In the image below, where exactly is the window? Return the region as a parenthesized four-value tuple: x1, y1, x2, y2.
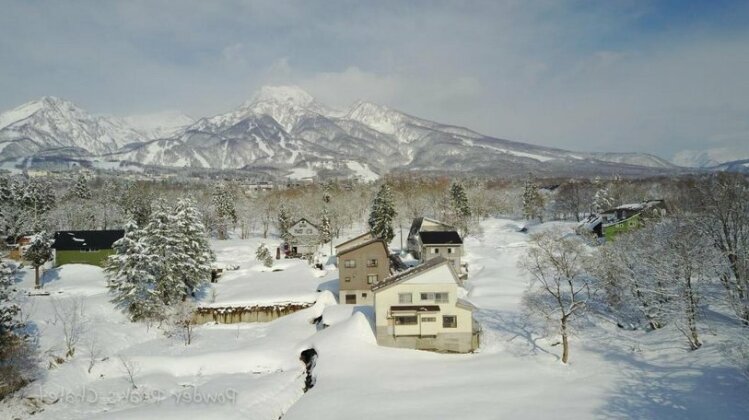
(366, 258, 378, 267)
(295, 229, 303, 234)
(307, 229, 313, 234)
(420, 292, 448, 302)
(395, 316, 418, 325)
(447, 248, 453, 254)
(362, 293, 367, 298)
(398, 293, 412, 304)
(344, 260, 356, 268)
(367, 274, 378, 284)
(345, 294, 356, 304)
(433, 248, 440, 254)
(421, 316, 436, 322)
(344, 277, 351, 283)
(443, 315, 457, 328)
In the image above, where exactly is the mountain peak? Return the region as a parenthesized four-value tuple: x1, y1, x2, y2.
(249, 85, 316, 107)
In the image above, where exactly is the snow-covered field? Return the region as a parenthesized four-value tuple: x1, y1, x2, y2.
(2, 219, 748, 419)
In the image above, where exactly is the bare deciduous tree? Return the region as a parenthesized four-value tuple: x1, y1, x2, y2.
(51, 296, 87, 358)
(520, 229, 594, 364)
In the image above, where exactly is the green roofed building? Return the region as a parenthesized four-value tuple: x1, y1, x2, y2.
(52, 230, 125, 267)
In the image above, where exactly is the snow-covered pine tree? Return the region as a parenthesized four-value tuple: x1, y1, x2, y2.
(522, 178, 545, 222)
(140, 202, 185, 306)
(105, 220, 163, 321)
(0, 261, 21, 353)
(73, 174, 92, 200)
(319, 208, 332, 254)
(450, 182, 472, 236)
(25, 231, 53, 289)
(255, 243, 274, 268)
(212, 183, 237, 240)
(368, 183, 397, 244)
(171, 198, 214, 297)
(592, 177, 613, 213)
(278, 204, 293, 240)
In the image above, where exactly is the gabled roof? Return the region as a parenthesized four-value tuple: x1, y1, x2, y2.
(408, 217, 455, 238)
(419, 230, 463, 245)
(52, 230, 124, 251)
(372, 256, 456, 292)
(290, 218, 319, 230)
(336, 238, 388, 257)
(335, 231, 374, 251)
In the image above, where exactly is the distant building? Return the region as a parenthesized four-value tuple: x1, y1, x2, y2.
(52, 230, 124, 267)
(336, 236, 390, 305)
(407, 217, 463, 272)
(286, 218, 320, 256)
(372, 257, 479, 353)
(578, 200, 667, 240)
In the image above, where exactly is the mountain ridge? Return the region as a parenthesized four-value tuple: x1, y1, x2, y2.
(0, 87, 681, 179)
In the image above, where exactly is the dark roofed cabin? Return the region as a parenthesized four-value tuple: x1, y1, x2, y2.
(52, 230, 125, 267)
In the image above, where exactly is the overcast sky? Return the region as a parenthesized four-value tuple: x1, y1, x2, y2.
(1, 0, 748, 159)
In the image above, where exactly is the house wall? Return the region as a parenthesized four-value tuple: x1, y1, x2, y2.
(288, 220, 320, 255)
(338, 241, 389, 305)
(422, 245, 462, 271)
(55, 249, 113, 267)
(603, 214, 642, 240)
(373, 268, 476, 352)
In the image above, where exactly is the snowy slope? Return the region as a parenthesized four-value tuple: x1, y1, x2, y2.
(673, 145, 749, 168)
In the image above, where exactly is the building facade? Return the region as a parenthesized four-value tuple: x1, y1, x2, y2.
(337, 238, 390, 305)
(286, 218, 320, 256)
(372, 257, 479, 353)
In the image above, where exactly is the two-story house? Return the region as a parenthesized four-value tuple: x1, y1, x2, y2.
(286, 218, 320, 256)
(407, 217, 463, 272)
(336, 236, 390, 305)
(372, 256, 479, 353)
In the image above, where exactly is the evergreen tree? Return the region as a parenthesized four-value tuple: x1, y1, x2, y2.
(212, 183, 237, 240)
(171, 198, 214, 297)
(592, 177, 613, 213)
(25, 231, 53, 289)
(319, 208, 332, 254)
(255, 243, 274, 268)
(368, 183, 397, 244)
(0, 261, 21, 348)
(105, 221, 163, 320)
(522, 178, 545, 222)
(141, 202, 184, 306)
(73, 174, 92, 200)
(450, 182, 472, 219)
(278, 204, 293, 240)
(450, 182, 472, 235)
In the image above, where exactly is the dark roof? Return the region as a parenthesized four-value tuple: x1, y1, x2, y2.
(390, 305, 440, 312)
(419, 230, 463, 245)
(372, 256, 452, 291)
(52, 230, 124, 251)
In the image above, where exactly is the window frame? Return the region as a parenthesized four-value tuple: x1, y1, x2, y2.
(398, 293, 413, 304)
(442, 315, 457, 328)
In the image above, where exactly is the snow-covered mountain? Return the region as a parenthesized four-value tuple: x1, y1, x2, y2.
(0, 87, 681, 178)
(0, 97, 145, 159)
(672, 145, 749, 168)
(122, 111, 194, 140)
